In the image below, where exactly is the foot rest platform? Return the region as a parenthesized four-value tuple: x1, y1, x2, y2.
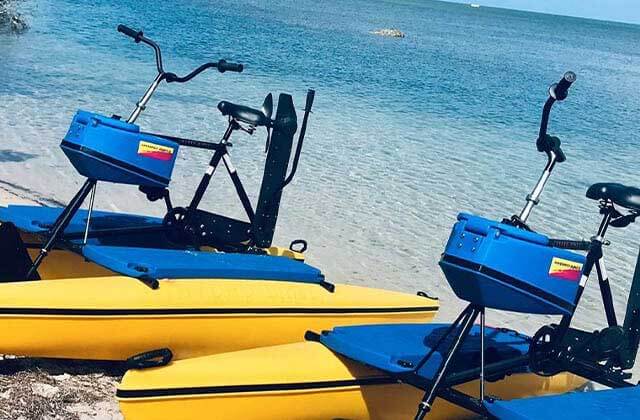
(82, 245, 325, 283)
(0, 205, 162, 234)
(485, 385, 640, 420)
(318, 324, 530, 383)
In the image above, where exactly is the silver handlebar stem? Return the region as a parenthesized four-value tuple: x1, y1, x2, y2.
(518, 150, 558, 223)
(127, 72, 164, 124)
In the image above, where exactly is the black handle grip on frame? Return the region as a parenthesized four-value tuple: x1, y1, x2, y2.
(117, 24, 143, 43)
(217, 59, 244, 73)
(552, 71, 576, 101)
(282, 89, 315, 188)
(548, 238, 591, 251)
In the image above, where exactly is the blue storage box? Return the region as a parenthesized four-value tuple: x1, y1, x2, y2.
(439, 213, 585, 315)
(60, 110, 179, 188)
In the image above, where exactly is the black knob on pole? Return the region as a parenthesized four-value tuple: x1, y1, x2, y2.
(551, 71, 576, 101)
(117, 24, 144, 43)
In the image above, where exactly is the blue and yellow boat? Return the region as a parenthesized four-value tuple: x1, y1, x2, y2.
(0, 27, 438, 363)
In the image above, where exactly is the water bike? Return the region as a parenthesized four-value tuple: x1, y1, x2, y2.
(0, 25, 438, 362)
(117, 73, 614, 419)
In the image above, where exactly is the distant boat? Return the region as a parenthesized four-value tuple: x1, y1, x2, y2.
(470, 3, 481, 8)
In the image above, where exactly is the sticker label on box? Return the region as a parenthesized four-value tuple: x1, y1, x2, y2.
(138, 141, 175, 161)
(549, 257, 583, 281)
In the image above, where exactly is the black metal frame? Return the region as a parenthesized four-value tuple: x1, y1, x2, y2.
(19, 25, 318, 281)
(526, 201, 640, 388)
(19, 122, 242, 276)
(176, 118, 258, 226)
(152, 90, 315, 252)
(25, 178, 97, 278)
(22, 88, 316, 279)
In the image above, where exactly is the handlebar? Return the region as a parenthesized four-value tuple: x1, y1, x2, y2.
(116, 24, 243, 83)
(117, 25, 164, 73)
(536, 71, 576, 158)
(116, 24, 244, 123)
(117, 25, 143, 42)
(551, 71, 577, 102)
(218, 59, 244, 73)
(514, 72, 577, 225)
(164, 60, 243, 83)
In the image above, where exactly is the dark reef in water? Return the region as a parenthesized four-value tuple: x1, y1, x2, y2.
(0, 0, 29, 34)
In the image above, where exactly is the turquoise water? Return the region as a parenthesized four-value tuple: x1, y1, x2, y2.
(1, 0, 640, 332)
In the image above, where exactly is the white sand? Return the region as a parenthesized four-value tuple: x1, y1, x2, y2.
(0, 185, 122, 420)
(0, 185, 38, 205)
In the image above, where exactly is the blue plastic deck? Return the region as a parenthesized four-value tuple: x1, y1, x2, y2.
(0, 205, 161, 234)
(82, 245, 324, 283)
(320, 323, 530, 380)
(485, 386, 640, 420)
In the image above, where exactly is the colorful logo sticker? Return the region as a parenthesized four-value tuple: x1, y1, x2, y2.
(549, 257, 583, 281)
(137, 141, 175, 161)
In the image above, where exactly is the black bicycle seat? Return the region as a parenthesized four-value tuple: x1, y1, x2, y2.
(217, 94, 273, 127)
(587, 183, 640, 212)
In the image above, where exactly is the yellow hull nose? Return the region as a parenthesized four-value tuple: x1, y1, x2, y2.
(117, 341, 586, 420)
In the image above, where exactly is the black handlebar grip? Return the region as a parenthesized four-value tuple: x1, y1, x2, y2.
(548, 239, 591, 251)
(117, 24, 143, 43)
(552, 71, 576, 101)
(217, 59, 244, 73)
(174, 137, 219, 150)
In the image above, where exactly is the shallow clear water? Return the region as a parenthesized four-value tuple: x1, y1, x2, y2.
(1, 0, 640, 344)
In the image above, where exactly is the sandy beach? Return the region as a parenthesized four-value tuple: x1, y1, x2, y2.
(0, 185, 122, 420)
(0, 185, 37, 205)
